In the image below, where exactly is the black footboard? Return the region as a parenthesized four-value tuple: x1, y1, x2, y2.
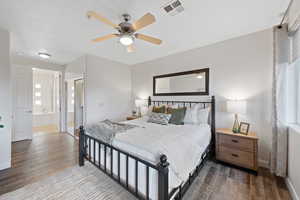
(79, 126, 212, 200)
(79, 126, 169, 200)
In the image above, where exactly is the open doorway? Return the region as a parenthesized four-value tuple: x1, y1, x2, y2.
(65, 76, 84, 139)
(32, 68, 60, 134)
(12, 66, 62, 142)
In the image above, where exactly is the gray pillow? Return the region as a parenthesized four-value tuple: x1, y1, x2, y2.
(169, 107, 187, 125)
(147, 113, 171, 125)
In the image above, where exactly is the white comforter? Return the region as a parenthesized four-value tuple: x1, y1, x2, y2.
(113, 117, 211, 188)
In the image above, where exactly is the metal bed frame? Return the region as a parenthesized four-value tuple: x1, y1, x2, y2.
(79, 96, 216, 200)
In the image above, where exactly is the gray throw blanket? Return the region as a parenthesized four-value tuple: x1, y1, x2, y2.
(86, 119, 138, 145)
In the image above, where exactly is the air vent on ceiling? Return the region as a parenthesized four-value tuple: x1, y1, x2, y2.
(162, 0, 184, 16)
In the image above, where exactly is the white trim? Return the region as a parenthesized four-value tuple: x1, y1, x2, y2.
(12, 135, 32, 142)
(0, 160, 11, 170)
(286, 177, 300, 200)
(289, 124, 300, 133)
(258, 159, 269, 168)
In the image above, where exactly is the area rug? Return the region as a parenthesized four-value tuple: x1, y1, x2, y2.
(0, 161, 229, 200)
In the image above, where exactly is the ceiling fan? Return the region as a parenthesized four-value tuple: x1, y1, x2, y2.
(87, 11, 162, 52)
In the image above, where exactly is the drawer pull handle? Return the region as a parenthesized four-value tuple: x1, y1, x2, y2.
(232, 139, 239, 143)
(231, 154, 239, 157)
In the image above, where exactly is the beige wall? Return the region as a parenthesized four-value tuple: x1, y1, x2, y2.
(131, 29, 273, 166)
(85, 55, 132, 123)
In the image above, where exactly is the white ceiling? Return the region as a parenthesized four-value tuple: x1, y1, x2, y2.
(0, 0, 289, 65)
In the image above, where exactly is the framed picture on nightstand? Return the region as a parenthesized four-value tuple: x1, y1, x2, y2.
(239, 122, 250, 135)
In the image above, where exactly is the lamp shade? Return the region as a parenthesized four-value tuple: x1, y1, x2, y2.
(135, 99, 145, 107)
(227, 100, 246, 114)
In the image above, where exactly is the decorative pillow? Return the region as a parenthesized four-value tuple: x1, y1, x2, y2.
(169, 107, 187, 125)
(147, 113, 171, 125)
(152, 105, 166, 113)
(166, 104, 179, 114)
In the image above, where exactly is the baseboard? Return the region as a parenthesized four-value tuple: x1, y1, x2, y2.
(0, 160, 11, 171)
(258, 159, 269, 169)
(286, 177, 300, 200)
(12, 134, 32, 142)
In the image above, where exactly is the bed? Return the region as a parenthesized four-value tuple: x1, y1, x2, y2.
(79, 96, 216, 200)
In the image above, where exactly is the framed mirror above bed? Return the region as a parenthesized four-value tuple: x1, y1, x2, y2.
(153, 68, 209, 96)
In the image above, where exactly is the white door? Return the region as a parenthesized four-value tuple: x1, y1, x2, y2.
(12, 66, 33, 141)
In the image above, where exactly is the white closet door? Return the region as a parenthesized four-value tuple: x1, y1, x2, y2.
(12, 66, 33, 141)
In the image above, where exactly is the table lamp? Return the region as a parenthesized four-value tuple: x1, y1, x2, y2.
(227, 100, 246, 133)
(135, 99, 145, 117)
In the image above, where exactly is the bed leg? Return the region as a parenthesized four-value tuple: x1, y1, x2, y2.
(158, 154, 169, 200)
(79, 126, 85, 167)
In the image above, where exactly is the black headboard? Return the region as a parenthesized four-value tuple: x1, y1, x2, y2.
(147, 96, 216, 155)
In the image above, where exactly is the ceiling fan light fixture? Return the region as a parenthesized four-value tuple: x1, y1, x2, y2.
(119, 35, 134, 46)
(38, 52, 51, 59)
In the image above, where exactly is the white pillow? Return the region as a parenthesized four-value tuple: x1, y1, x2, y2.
(184, 104, 198, 124)
(196, 107, 210, 124)
(184, 104, 210, 124)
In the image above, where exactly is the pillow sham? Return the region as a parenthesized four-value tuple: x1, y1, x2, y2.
(147, 113, 171, 125)
(196, 107, 210, 124)
(152, 105, 166, 113)
(184, 105, 210, 124)
(184, 104, 198, 124)
(169, 107, 187, 125)
(166, 104, 179, 114)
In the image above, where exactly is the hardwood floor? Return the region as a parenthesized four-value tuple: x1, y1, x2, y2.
(32, 124, 59, 133)
(0, 131, 78, 195)
(0, 132, 291, 199)
(200, 162, 292, 200)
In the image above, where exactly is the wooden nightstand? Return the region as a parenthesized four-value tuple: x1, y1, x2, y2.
(216, 128, 258, 173)
(126, 116, 140, 121)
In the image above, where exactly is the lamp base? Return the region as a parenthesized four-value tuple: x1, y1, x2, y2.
(232, 114, 240, 133)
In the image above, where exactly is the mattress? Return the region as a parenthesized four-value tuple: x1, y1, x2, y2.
(86, 117, 211, 200)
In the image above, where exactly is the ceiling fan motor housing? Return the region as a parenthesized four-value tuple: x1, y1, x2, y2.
(122, 14, 131, 22)
(118, 22, 135, 34)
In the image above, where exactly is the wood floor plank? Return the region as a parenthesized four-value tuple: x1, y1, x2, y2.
(0, 132, 78, 195)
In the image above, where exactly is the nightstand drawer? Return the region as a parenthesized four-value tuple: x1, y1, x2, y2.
(218, 134, 254, 152)
(217, 146, 254, 169)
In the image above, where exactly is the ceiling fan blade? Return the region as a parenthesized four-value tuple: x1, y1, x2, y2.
(92, 34, 119, 42)
(127, 45, 134, 53)
(87, 11, 119, 29)
(132, 13, 156, 31)
(135, 33, 162, 45)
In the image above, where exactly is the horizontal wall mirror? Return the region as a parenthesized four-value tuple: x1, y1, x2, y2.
(153, 68, 209, 96)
